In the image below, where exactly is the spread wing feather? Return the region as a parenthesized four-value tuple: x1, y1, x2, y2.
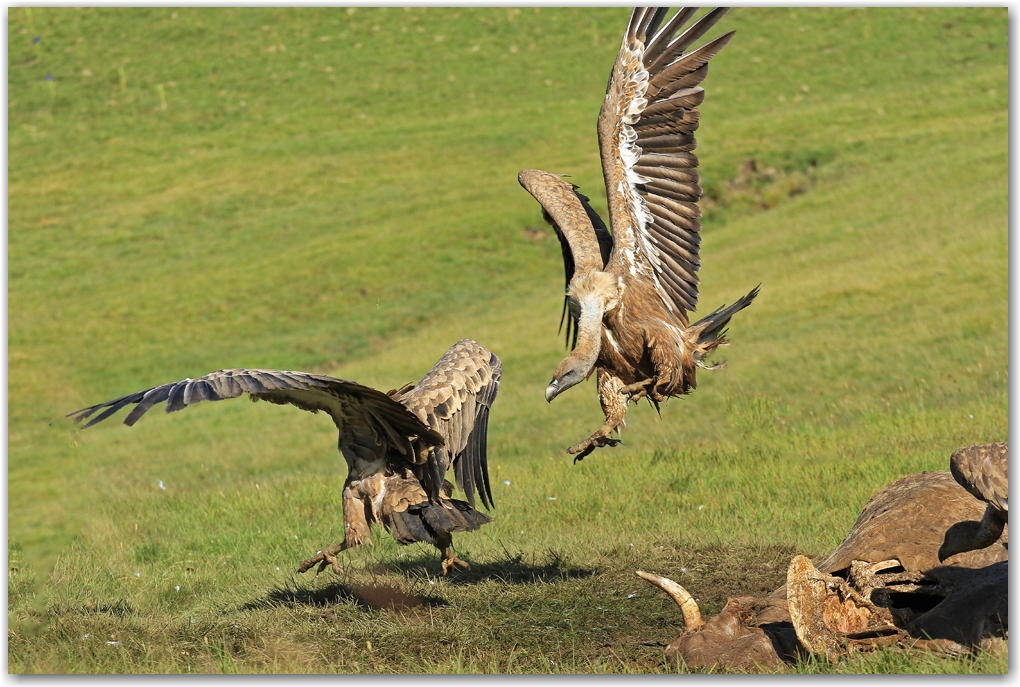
(600, 7, 734, 318)
(518, 170, 613, 349)
(67, 368, 442, 449)
(397, 339, 502, 510)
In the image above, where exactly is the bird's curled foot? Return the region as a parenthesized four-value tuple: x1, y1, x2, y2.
(297, 541, 348, 575)
(568, 433, 622, 463)
(441, 549, 470, 576)
(618, 377, 659, 404)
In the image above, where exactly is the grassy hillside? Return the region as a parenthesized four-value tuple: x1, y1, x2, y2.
(8, 7, 1007, 673)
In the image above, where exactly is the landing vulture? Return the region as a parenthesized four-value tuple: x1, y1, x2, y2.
(938, 441, 1008, 562)
(68, 339, 501, 576)
(519, 7, 758, 459)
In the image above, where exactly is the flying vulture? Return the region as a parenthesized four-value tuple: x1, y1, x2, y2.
(68, 339, 501, 576)
(938, 441, 1009, 562)
(519, 7, 758, 460)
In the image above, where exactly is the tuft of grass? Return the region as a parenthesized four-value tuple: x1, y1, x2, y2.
(8, 7, 1006, 673)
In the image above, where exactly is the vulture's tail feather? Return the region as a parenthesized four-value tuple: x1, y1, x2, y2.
(689, 284, 759, 352)
(389, 500, 493, 547)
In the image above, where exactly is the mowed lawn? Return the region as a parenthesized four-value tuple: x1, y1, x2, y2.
(8, 7, 1007, 673)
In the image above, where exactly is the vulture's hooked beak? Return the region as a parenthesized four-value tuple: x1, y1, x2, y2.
(545, 379, 561, 403)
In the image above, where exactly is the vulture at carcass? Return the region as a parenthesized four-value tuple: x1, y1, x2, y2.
(938, 442, 1008, 562)
(638, 469, 1011, 670)
(519, 7, 758, 460)
(68, 339, 501, 576)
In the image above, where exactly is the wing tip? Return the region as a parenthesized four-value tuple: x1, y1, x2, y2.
(519, 169, 570, 195)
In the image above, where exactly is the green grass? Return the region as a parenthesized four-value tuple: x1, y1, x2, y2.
(8, 7, 1007, 673)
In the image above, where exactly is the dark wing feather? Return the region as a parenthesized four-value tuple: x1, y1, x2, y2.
(518, 170, 613, 349)
(396, 340, 502, 510)
(465, 350, 501, 509)
(68, 368, 442, 448)
(600, 8, 734, 317)
(950, 442, 1008, 512)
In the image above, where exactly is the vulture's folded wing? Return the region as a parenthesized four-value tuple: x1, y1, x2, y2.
(599, 7, 733, 318)
(67, 368, 443, 451)
(518, 170, 613, 349)
(396, 340, 502, 510)
(950, 442, 1009, 513)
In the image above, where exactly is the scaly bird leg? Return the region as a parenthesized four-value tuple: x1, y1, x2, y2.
(436, 532, 470, 576)
(297, 540, 351, 575)
(568, 369, 628, 462)
(568, 431, 622, 463)
(297, 479, 372, 575)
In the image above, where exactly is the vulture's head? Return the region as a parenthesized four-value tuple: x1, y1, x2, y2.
(546, 356, 591, 402)
(546, 272, 620, 403)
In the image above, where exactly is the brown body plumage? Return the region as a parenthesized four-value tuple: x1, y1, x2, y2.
(520, 8, 758, 459)
(69, 339, 501, 576)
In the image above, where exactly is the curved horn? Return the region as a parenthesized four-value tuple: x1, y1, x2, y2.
(636, 570, 704, 630)
(518, 169, 606, 275)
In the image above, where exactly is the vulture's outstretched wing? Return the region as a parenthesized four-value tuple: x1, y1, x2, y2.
(599, 7, 733, 318)
(67, 368, 443, 454)
(396, 339, 502, 510)
(518, 170, 613, 349)
(950, 442, 1008, 512)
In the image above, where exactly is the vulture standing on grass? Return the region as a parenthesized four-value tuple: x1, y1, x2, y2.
(520, 7, 758, 460)
(69, 339, 501, 576)
(938, 441, 1008, 562)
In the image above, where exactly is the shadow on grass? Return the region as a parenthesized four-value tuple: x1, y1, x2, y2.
(239, 581, 448, 613)
(385, 549, 598, 586)
(236, 547, 595, 616)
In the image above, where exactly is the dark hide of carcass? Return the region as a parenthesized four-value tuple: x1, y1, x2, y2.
(639, 470, 1008, 671)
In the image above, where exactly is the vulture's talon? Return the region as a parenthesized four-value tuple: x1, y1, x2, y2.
(568, 433, 622, 461)
(441, 552, 470, 576)
(618, 378, 655, 402)
(572, 444, 597, 464)
(297, 542, 346, 575)
(626, 388, 648, 404)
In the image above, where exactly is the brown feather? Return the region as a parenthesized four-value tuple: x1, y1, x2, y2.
(638, 132, 698, 152)
(646, 8, 732, 75)
(645, 65, 711, 110)
(638, 151, 699, 169)
(643, 8, 699, 64)
(635, 165, 700, 186)
(949, 442, 1008, 512)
